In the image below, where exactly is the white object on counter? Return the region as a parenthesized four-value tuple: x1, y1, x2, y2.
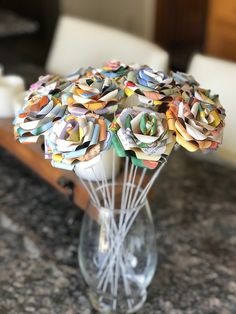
(0, 75, 25, 118)
(13, 91, 27, 116)
(1, 75, 25, 95)
(0, 86, 14, 118)
(74, 149, 121, 182)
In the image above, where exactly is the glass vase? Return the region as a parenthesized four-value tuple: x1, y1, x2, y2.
(78, 183, 157, 313)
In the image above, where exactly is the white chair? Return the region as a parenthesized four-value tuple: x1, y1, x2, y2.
(188, 54, 236, 164)
(46, 15, 169, 75)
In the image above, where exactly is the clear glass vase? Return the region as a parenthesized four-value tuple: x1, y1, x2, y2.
(79, 183, 157, 313)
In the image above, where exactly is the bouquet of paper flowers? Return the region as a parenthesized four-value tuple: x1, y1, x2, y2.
(13, 60, 226, 313)
(14, 60, 225, 170)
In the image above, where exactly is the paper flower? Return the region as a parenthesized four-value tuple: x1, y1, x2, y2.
(14, 94, 66, 143)
(124, 67, 178, 108)
(172, 71, 199, 87)
(28, 68, 94, 98)
(110, 107, 175, 169)
(62, 75, 124, 115)
(29, 74, 57, 92)
(45, 113, 112, 170)
(166, 88, 226, 152)
(13, 61, 227, 173)
(28, 74, 71, 97)
(65, 67, 94, 82)
(100, 60, 129, 79)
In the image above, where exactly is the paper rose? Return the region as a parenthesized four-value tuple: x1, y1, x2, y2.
(14, 94, 66, 143)
(13, 61, 226, 174)
(65, 66, 94, 82)
(28, 67, 95, 98)
(99, 60, 129, 79)
(45, 113, 112, 170)
(29, 74, 59, 92)
(62, 75, 124, 115)
(124, 67, 178, 108)
(110, 107, 175, 169)
(166, 88, 226, 152)
(28, 74, 71, 98)
(172, 71, 199, 87)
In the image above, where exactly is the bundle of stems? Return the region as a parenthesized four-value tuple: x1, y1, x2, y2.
(78, 150, 166, 311)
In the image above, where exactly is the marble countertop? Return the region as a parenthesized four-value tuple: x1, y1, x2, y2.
(0, 147, 235, 314)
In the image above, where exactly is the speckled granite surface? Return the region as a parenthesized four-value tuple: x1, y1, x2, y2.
(0, 147, 236, 314)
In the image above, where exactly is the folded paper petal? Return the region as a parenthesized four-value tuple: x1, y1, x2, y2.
(14, 94, 66, 143)
(64, 74, 124, 115)
(124, 68, 178, 109)
(45, 114, 112, 170)
(110, 107, 176, 168)
(166, 87, 225, 152)
(100, 60, 130, 79)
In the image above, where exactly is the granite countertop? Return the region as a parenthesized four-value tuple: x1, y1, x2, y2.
(0, 147, 236, 314)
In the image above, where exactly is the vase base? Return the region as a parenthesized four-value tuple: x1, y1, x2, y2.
(88, 287, 147, 314)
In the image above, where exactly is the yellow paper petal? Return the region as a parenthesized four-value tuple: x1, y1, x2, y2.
(125, 87, 135, 97)
(166, 110, 176, 132)
(175, 120, 193, 141)
(210, 110, 221, 127)
(197, 90, 215, 105)
(176, 133, 198, 152)
(84, 101, 105, 111)
(197, 140, 212, 150)
(153, 100, 163, 105)
(52, 154, 63, 162)
(67, 96, 75, 105)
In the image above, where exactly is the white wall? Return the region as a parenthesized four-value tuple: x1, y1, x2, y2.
(60, 0, 157, 41)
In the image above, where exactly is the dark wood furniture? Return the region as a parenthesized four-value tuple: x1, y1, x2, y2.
(205, 0, 236, 62)
(155, 0, 208, 70)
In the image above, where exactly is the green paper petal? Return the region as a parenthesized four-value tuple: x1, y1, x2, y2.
(140, 113, 147, 134)
(131, 156, 145, 168)
(112, 134, 127, 158)
(125, 114, 132, 129)
(150, 115, 157, 135)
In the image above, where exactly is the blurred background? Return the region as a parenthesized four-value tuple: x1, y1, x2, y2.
(1, 0, 236, 72)
(0, 0, 236, 162)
